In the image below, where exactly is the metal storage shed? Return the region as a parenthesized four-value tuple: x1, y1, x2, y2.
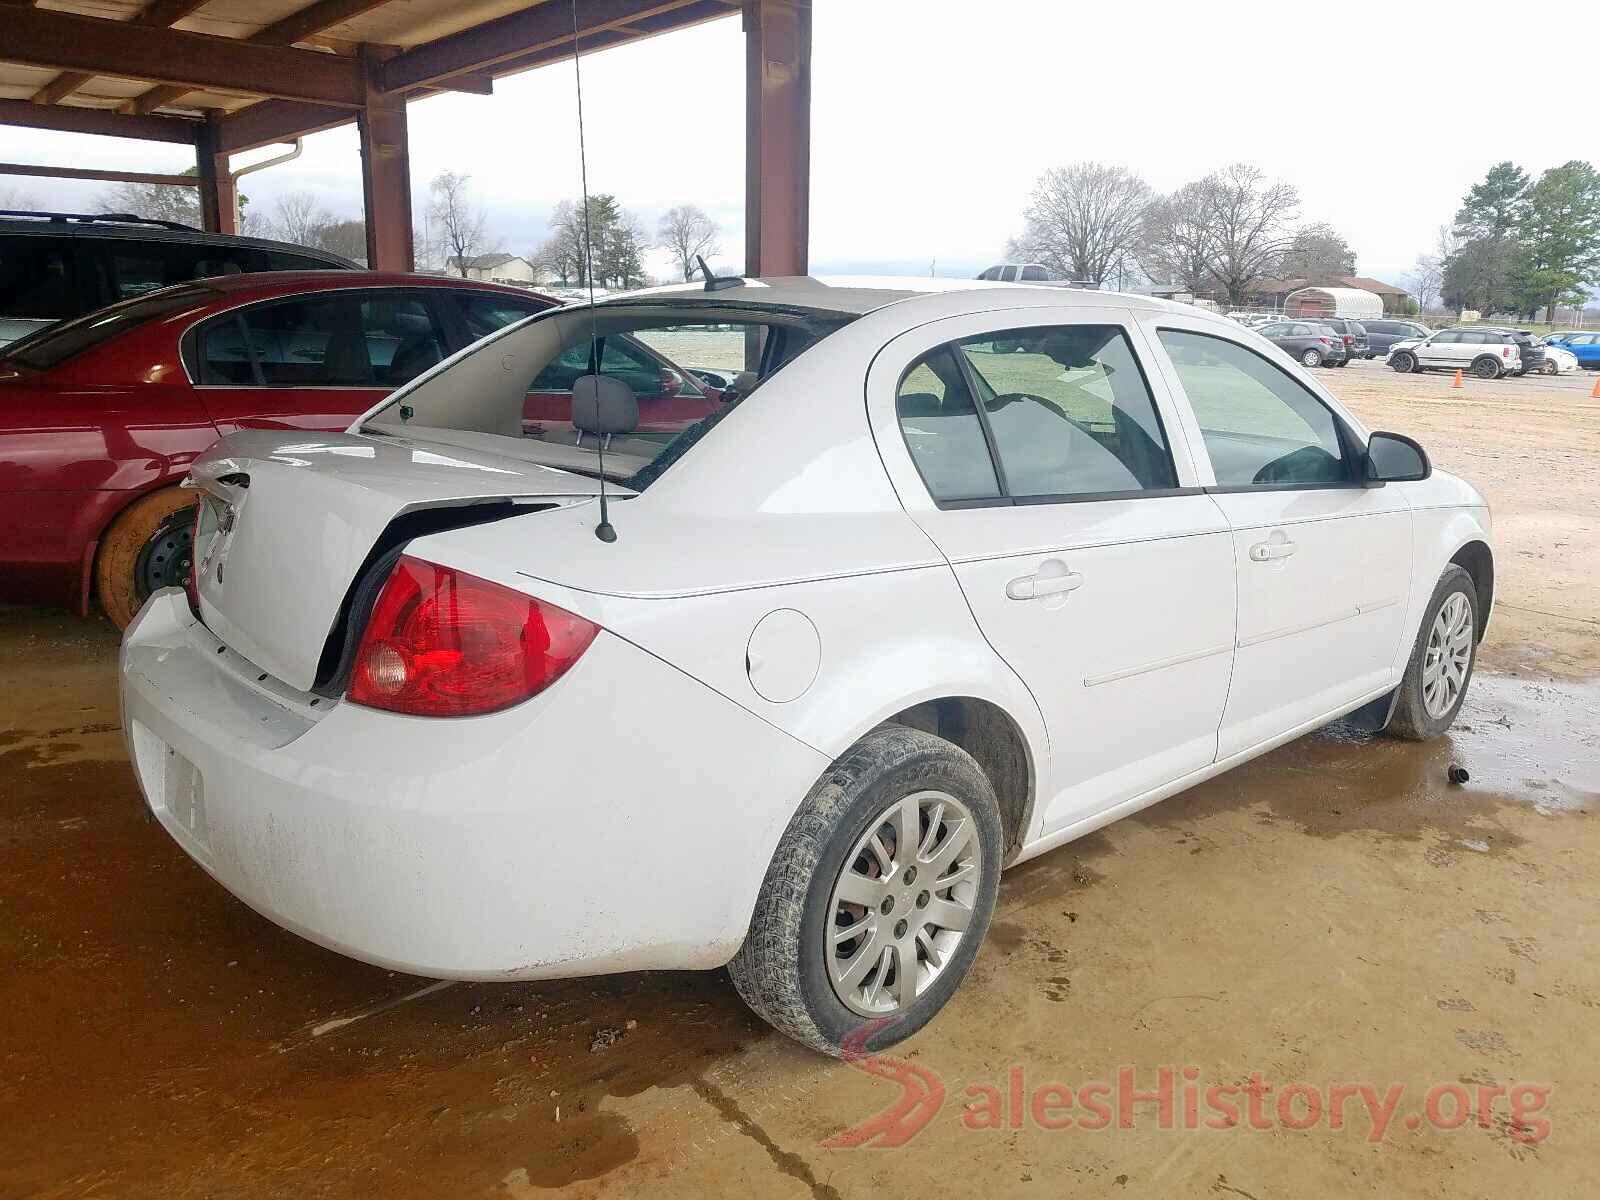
(1284, 286, 1384, 319)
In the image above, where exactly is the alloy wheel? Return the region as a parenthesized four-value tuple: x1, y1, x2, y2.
(825, 790, 981, 1016)
(1422, 592, 1473, 720)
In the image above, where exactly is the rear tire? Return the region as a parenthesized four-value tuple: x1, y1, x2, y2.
(93, 487, 196, 629)
(728, 725, 1003, 1057)
(1386, 566, 1477, 742)
(1390, 351, 1416, 373)
(1300, 348, 1323, 368)
(1472, 355, 1502, 380)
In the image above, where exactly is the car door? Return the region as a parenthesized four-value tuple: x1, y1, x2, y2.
(867, 307, 1237, 836)
(1148, 319, 1412, 757)
(1414, 329, 1451, 367)
(190, 289, 449, 433)
(1570, 334, 1600, 367)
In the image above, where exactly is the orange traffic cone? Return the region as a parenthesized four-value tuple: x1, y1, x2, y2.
(1452, 369, 1464, 388)
(1591, 374, 1600, 399)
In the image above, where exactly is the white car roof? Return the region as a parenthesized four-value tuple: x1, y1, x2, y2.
(609, 274, 1182, 318)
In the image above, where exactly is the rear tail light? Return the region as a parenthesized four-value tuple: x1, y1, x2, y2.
(1318, 337, 1331, 346)
(1502, 346, 1513, 358)
(349, 555, 599, 717)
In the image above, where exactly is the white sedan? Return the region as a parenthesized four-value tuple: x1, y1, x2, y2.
(1540, 342, 1581, 375)
(121, 278, 1493, 1056)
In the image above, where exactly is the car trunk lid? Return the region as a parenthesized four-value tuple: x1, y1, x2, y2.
(187, 429, 604, 692)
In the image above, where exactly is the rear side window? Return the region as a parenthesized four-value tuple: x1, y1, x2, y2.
(896, 325, 1177, 504)
(1157, 329, 1349, 488)
(0, 236, 77, 320)
(453, 292, 548, 340)
(199, 291, 449, 387)
(1020, 265, 1049, 282)
(895, 348, 1001, 502)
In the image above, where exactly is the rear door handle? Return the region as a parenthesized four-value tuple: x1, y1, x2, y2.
(1249, 539, 1297, 562)
(1006, 567, 1084, 600)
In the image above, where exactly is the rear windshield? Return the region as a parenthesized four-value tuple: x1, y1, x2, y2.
(3, 285, 216, 369)
(364, 302, 853, 492)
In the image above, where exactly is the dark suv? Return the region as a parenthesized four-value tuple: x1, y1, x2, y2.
(0, 211, 357, 347)
(1300, 316, 1369, 365)
(1362, 318, 1432, 359)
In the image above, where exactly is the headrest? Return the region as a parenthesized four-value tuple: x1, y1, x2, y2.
(573, 374, 638, 435)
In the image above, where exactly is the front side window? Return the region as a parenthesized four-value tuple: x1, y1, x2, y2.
(896, 324, 1177, 504)
(1157, 328, 1350, 488)
(1433, 331, 1461, 344)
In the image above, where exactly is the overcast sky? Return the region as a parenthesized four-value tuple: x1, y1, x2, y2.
(3, 0, 1596, 285)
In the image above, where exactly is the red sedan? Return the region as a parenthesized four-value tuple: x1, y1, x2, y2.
(0, 269, 711, 629)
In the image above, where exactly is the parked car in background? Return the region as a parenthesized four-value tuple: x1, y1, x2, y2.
(0, 272, 562, 625)
(1497, 329, 1545, 375)
(1362, 318, 1432, 359)
(1547, 331, 1600, 368)
(975, 263, 1094, 287)
(1258, 319, 1347, 367)
(1387, 328, 1522, 378)
(119, 276, 1492, 1057)
(1302, 317, 1369, 364)
(0, 210, 358, 347)
(1539, 341, 1580, 375)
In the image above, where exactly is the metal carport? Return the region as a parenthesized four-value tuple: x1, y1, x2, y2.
(0, 0, 811, 276)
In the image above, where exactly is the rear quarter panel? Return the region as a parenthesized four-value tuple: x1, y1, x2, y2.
(0, 379, 217, 608)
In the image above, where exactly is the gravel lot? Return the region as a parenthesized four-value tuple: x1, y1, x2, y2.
(2, 358, 1595, 1199)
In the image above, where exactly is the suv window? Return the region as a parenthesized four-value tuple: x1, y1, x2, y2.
(1020, 265, 1050, 282)
(0, 237, 75, 319)
(1157, 329, 1350, 488)
(1433, 331, 1460, 344)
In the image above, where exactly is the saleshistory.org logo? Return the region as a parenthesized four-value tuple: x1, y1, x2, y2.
(821, 1024, 1552, 1147)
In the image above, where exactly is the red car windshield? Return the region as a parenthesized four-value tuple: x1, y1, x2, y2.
(4, 285, 218, 371)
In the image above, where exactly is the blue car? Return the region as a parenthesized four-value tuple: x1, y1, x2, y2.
(1546, 332, 1600, 368)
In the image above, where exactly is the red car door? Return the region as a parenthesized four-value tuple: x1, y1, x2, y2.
(189, 289, 450, 434)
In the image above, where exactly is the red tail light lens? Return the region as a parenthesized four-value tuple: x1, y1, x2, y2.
(1502, 346, 1512, 357)
(349, 556, 598, 717)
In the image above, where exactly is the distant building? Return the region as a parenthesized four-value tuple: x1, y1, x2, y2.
(1247, 275, 1411, 314)
(445, 253, 539, 285)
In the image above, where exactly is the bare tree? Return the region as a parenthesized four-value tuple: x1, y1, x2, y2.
(429, 171, 488, 277)
(1194, 163, 1300, 306)
(657, 205, 721, 281)
(267, 190, 333, 248)
(1008, 162, 1153, 286)
(1404, 228, 1453, 315)
(1137, 181, 1217, 297)
(536, 199, 588, 287)
(0, 184, 40, 211)
(96, 178, 201, 227)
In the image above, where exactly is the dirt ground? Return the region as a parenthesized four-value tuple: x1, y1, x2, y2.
(2, 359, 1596, 1199)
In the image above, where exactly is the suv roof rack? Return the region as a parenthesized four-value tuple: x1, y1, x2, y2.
(0, 209, 199, 232)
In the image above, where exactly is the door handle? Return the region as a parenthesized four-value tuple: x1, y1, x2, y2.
(1006, 567, 1084, 601)
(1249, 539, 1297, 562)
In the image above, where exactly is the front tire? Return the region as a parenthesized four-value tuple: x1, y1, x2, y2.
(1386, 565, 1478, 741)
(729, 725, 1003, 1056)
(93, 488, 196, 629)
(1390, 351, 1416, 373)
(1542, 360, 1558, 376)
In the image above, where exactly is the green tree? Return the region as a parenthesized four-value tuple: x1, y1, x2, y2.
(1511, 161, 1600, 321)
(537, 194, 645, 289)
(1454, 161, 1530, 241)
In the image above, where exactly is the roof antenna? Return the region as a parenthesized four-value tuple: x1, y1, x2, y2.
(569, 0, 615, 543)
(697, 254, 744, 292)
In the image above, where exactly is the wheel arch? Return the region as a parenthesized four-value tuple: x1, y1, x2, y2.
(1470, 353, 1503, 377)
(1449, 539, 1494, 642)
(83, 475, 193, 615)
(879, 694, 1038, 862)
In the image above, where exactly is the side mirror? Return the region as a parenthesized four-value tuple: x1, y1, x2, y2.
(659, 367, 684, 396)
(1365, 431, 1430, 483)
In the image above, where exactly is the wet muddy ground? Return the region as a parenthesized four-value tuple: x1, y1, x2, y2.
(3, 368, 1597, 1198)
